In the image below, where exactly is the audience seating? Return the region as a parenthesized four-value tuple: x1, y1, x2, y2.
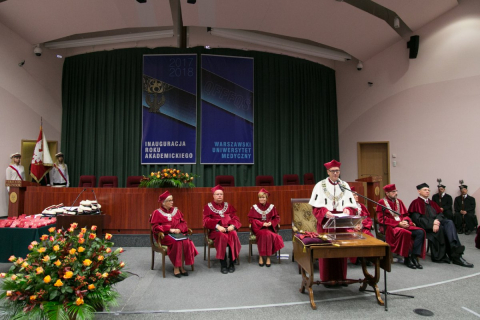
(214, 175, 235, 187)
(126, 176, 143, 188)
(283, 174, 299, 185)
(98, 176, 118, 188)
(255, 175, 274, 186)
(78, 175, 96, 188)
(303, 173, 315, 185)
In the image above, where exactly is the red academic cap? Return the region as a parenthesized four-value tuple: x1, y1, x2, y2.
(211, 185, 224, 194)
(158, 190, 171, 203)
(324, 159, 341, 170)
(383, 184, 397, 192)
(258, 188, 270, 196)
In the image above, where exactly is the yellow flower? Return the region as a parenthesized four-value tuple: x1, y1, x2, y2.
(70, 222, 78, 229)
(6, 291, 12, 297)
(83, 259, 92, 266)
(48, 227, 55, 233)
(76, 297, 84, 306)
(38, 247, 46, 253)
(97, 255, 104, 261)
(88, 233, 96, 239)
(88, 284, 95, 290)
(40, 234, 48, 241)
(119, 261, 125, 268)
(63, 271, 73, 279)
(150, 172, 154, 176)
(54, 279, 63, 287)
(69, 248, 76, 255)
(78, 246, 85, 253)
(42, 256, 50, 262)
(102, 272, 108, 278)
(156, 174, 160, 178)
(164, 173, 168, 177)
(30, 295, 37, 301)
(54, 260, 61, 267)
(105, 248, 112, 253)
(44, 275, 51, 283)
(36, 267, 44, 274)
(81, 228, 87, 234)
(21, 262, 29, 268)
(173, 174, 176, 177)
(53, 245, 60, 251)
(105, 233, 112, 240)
(11, 275, 17, 280)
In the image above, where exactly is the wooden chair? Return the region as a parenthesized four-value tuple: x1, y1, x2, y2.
(303, 173, 315, 185)
(150, 220, 194, 278)
(78, 175, 96, 187)
(204, 227, 240, 268)
(98, 176, 118, 188)
(248, 223, 281, 263)
(283, 174, 300, 185)
(373, 213, 386, 242)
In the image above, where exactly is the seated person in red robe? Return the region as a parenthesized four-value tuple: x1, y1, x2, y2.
(408, 183, 473, 268)
(149, 191, 198, 278)
(376, 184, 425, 269)
(247, 188, 284, 267)
(203, 185, 242, 274)
(350, 186, 373, 237)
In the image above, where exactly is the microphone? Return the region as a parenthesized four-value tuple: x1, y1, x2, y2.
(91, 189, 98, 202)
(69, 188, 86, 210)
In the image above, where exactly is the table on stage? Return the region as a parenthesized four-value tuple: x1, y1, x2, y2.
(293, 234, 391, 310)
(0, 225, 52, 262)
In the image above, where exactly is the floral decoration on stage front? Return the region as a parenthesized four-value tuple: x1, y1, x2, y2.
(140, 168, 198, 188)
(0, 223, 128, 320)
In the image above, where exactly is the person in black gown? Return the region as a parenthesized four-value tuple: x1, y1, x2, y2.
(454, 185, 477, 235)
(432, 184, 453, 221)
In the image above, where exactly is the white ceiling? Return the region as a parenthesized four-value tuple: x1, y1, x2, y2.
(0, 0, 458, 61)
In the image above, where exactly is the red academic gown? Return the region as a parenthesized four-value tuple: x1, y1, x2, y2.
(248, 202, 285, 256)
(312, 206, 355, 282)
(150, 207, 198, 267)
(376, 198, 426, 259)
(203, 202, 242, 260)
(476, 226, 480, 249)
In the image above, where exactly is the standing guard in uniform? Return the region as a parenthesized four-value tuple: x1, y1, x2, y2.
(49, 152, 69, 187)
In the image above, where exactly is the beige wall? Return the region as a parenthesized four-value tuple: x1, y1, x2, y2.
(336, 0, 480, 220)
(0, 21, 63, 214)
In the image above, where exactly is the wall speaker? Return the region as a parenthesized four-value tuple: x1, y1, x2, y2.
(407, 35, 420, 59)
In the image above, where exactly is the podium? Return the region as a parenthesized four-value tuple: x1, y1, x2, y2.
(5, 180, 38, 218)
(356, 176, 382, 218)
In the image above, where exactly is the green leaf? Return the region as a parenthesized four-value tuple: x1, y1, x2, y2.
(49, 290, 58, 300)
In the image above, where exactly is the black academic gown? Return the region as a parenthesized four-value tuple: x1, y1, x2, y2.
(432, 193, 453, 220)
(454, 195, 477, 232)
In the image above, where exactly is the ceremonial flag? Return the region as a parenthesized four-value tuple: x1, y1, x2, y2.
(30, 126, 53, 183)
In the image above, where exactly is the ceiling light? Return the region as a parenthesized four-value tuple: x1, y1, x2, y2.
(394, 16, 400, 29)
(209, 28, 351, 61)
(45, 30, 174, 49)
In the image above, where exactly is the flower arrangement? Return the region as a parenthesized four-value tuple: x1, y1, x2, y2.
(0, 223, 128, 320)
(139, 168, 199, 188)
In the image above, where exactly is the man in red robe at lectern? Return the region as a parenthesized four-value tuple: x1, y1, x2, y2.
(376, 184, 425, 269)
(203, 185, 242, 274)
(309, 159, 356, 285)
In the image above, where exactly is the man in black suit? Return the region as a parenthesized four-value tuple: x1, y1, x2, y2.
(454, 185, 477, 235)
(432, 184, 454, 220)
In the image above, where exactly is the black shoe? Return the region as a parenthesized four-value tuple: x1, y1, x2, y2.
(174, 272, 181, 278)
(404, 257, 416, 269)
(465, 230, 472, 235)
(442, 257, 451, 264)
(452, 257, 474, 268)
(228, 264, 235, 273)
(411, 256, 423, 269)
(458, 229, 464, 234)
(180, 271, 189, 276)
(221, 267, 229, 274)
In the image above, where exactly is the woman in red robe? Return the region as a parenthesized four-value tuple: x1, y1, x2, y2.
(150, 191, 198, 278)
(247, 188, 284, 267)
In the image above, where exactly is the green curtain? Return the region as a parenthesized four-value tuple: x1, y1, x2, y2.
(61, 47, 339, 188)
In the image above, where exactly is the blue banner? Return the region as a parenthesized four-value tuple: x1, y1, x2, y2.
(201, 55, 254, 164)
(142, 55, 197, 164)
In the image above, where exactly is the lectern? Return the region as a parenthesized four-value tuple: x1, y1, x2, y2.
(5, 180, 38, 217)
(355, 176, 382, 217)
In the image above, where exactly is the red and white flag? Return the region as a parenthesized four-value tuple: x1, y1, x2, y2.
(30, 126, 53, 183)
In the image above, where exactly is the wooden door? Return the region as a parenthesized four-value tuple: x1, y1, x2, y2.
(357, 142, 389, 199)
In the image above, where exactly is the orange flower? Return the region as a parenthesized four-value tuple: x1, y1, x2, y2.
(97, 255, 104, 261)
(150, 172, 154, 176)
(44, 275, 51, 283)
(78, 238, 85, 244)
(119, 261, 125, 268)
(78, 246, 85, 253)
(68, 228, 74, 232)
(105, 233, 112, 240)
(21, 261, 29, 268)
(78, 233, 84, 238)
(105, 247, 112, 253)
(173, 174, 176, 177)
(83, 259, 92, 266)
(53, 245, 60, 251)
(54, 260, 61, 267)
(91, 225, 97, 231)
(162, 169, 167, 173)
(49, 236, 54, 241)
(70, 222, 78, 229)
(8, 255, 16, 262)
(38, 247, 46, 253)
(48, 227, 55, 233)
(156, 174, 160, 178)
(40, 234, 48, 241)
(102, 272, 108, 278)
(88, 233, 96, 240)
(76, 297, 84, 306)
(42, 256, 50, 262)
(54, 279, 63, 287)
(69, 248, 76, 255)
(164, 173, 168, 177)
(16, 257, 24, 265)
(11, 275, 17, 280)
(30, 295, 37, 301)
(88, 284, 95, 290)
(0, 273, 5, 278)
(36, 267, 44, 274)
(6, 291, 12, 297)
(30, 241, 38, 246)
(63, 271, 73, 279)
(81, 228, 87, 234)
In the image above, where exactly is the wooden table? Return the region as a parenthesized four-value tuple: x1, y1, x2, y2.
(293, 234, 391, 310)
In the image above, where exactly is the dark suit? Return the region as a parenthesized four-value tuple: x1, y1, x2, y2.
(454, 195, 477, 232)
(432, 193, 453, 220)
